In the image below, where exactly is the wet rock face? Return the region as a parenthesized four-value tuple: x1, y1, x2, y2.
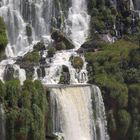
(3, 65, 14, 81)
(59, 65, 70, 84)
(134, 0, 140, 10)
(51, 29, 75, 50)
(37, 67, 46, 78)
(78, 35, 105, 53)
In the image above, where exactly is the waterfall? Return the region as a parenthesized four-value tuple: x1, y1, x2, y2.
(0, 2, 110, 140)
(0, 0, 89, 84)
(130, 0, 134, 10)
(65, 0, 90, 48)
(43, 0, 90, 84)
(49, 85, 109, 140)
(0, 104, 5, 140)
(0, 0, 54, 57)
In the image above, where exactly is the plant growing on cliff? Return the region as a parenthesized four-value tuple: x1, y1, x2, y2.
(5, 80, 21, 107)
(0, 17, 8, 51)
(70, 56, 84, 70)
(117, 110, 131, 139)
(47, 47, 56, 57)
(23, 51, 40, 64)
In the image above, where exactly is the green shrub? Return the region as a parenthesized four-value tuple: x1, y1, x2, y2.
(0, 17, 8, 51)
(0, 80, 6, 102)
(63, 38, 75, 50)
(23, 80, 38, 106)
(20, 90, 31, 109)
(117, 110, 131, 139)
(55, 41, 66, 50)
(124, 68, 140, 84)
(26, 24, 32, 37)
(6, 108, 19, 140)
(30, 104, 45, 140)
(93, 18, 106, 32)
(129, 48, 140, 68)
(70, 56, 84, 70)
(34, 80, 47, 113)
(47, 47, 56, 57)
(33, 41, 45, 51)
(23, 51, 40, 63)
(5, 80, 21, 107)
(129, 84, 140, 110)
(15, 108, 32, 140)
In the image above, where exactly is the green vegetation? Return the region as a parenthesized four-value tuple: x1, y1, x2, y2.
(0, 17, 8, 51)
(70, 56, 84, 70)
(54, 41, 66, 50)
(117, 110, 131, 139)
(23, 51, 40, 64)
(51, 29, 75, 51)
(88, 0, 140, 38)
(47, 47, 56, 57)
(26, 24, 32, 37)
(85, 39, 140, 140)
(0, 1, 140, 140)
(0, 79, 48, 140)
(33, 42, 45, 51)
(59, 65, 70, 84)
(0, 17, 7, 60)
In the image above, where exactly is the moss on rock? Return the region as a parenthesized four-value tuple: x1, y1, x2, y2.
(51, 29, 75, 50)
(70, 56, 84, 70)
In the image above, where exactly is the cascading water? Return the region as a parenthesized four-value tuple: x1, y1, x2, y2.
(130, 0, 135, 10)
(0, 1, 110, 140)
(66, 0, 90, 48)
(0, 0, 54, 57)
(43, 0, 90, 84)
(92, 87, 110, 140)
(0, 0, 89, 84)
(49, 85, 109, 140)
(129, 0, 140, 17)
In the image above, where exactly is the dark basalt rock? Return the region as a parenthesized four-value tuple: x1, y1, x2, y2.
(33, 41, 46, 51)
(59, 65, 70, 84)
(3, 64, 14, 81)
(25, 66, 34, 79)
(78, 40, 103, 53)
(51, 29, 75, 50)
(37, 66, 46, 78)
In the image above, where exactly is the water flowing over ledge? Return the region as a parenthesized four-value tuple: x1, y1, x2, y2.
(0, 1, 110, 139)
(47, 85, 109, 140)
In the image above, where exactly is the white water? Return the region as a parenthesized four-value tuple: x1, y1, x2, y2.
(0, 1, 110, 140)
(130, 0, 135, 10)
(66, 0, 90, 48)
(130, 0, 140, 17)
(0, 0, 89, 84)
(50, 85, 109, 140)
(0, 0, 54, 84)
(93, 86, 110, 140)
(43, 0, 90, 84)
